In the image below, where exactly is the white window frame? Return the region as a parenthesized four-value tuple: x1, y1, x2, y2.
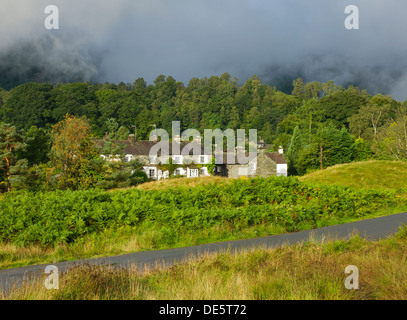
(189, 169, 199, 178)
(149, 169, 156, 178)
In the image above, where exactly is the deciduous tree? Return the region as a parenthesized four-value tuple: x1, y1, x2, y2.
(50, 114, 102, 189)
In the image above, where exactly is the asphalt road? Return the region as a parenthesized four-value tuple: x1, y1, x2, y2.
(1, 211, 407, 293)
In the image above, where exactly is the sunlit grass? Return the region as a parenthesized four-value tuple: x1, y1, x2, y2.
(135, 176, 231, 190)
(0, 223, 286, 270)
(300, 160, 407, 191)
(2, 161, 407, 270)
(3, 226, 407, 300)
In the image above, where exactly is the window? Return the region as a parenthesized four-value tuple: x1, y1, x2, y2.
(173, 156, 181, 164)
(217, 166, 222, 173)
(149, 169, 155, 178)
(190, 169, 198, 177)
(250, 162, 256, 171)
(200, 156, 205, 163)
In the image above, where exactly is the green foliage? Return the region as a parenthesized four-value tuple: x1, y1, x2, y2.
(375, 105, 407, 160)
(20, 164, 51, 192)
(100, 118, 126, 161)
(0, 83, 54, 130)
(0, 176, 402, 246)
(51, 83, 98, 123)
(287, 126, 305, 175)
(316, 86, 369, 128)
(353, 138, 374, 162)
(0, 123, 28, 192)
(49, 115, 103, 190)
(0, 76, 405, 176)
(96, 159, 147, 189)
(295, 125, 355, 175)
(18, 125, 51, 165)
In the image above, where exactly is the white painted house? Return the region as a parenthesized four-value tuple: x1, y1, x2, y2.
(96, 136, 212, 180)
(96, 136, 287, 180)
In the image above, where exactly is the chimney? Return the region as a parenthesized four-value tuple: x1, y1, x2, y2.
(278, 146, 284, 155)
(128, 134, 135, 143)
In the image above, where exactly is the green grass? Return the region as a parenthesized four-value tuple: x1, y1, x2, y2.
(0, 222, 286, 270)
(3, 226, 407, 300)
(299, 160, 407, 191)
(1, 160, 407, 271)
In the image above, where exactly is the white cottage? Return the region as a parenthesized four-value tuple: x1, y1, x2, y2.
(96, 135, 213, 180)
(96, 136, 287, 180)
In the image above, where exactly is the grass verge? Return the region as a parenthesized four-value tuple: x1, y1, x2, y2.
(3, 225, 407, 300)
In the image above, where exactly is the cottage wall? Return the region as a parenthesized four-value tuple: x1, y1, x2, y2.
(226, 164, 252, 178)
(254, 151, 277, 178)
(97, 138, 286, 180)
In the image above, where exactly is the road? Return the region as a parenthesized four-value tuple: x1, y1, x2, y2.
(1, 211, 407, 293)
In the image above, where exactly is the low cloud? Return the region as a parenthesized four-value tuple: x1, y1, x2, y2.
(1, 0, 406, 100)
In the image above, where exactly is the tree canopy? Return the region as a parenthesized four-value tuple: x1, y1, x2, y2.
(0, 73, 405, 188)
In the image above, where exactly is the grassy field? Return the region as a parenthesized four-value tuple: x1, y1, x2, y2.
(3, 225, 407, 300)
(2, 160, 407, 299)
(299, 160, 407, 191)
(134, 176, 231, 190)
(1, 160, 407, 271)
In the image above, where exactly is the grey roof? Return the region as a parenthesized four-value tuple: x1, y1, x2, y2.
(265, 152, 287, 164)
(95, 139, 212, 156)
(95, 139, 287, 164)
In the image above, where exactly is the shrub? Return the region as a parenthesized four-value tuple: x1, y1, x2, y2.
(0, 176, 402, 246)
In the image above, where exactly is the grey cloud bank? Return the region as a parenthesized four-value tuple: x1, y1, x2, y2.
(1, 0, 407, 100)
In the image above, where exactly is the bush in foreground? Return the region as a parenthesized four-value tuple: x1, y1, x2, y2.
(0, 176, 404, 247)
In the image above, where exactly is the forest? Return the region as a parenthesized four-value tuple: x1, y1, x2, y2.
(0, 73, 406, 192)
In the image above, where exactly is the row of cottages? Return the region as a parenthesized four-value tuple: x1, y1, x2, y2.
(97, 135, 287, 180)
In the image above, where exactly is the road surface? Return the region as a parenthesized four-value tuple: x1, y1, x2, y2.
(1, 211, 407, 293)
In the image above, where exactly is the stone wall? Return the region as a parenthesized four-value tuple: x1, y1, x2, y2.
(225, 150, 277, 179)
(254, 150, 277, 178)
(226, 164, 253, 178)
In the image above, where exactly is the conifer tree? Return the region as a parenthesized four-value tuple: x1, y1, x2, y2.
(287, 126, 304, 176)
(0, 123, 28, 192)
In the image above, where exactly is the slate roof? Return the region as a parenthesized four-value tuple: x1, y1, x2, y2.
(215, 151, 287, 165)
(216, 151, 255, 165)
(95, 139, 212, 156)
(265, 152, 287, 164)
(95, 139, 287, 164)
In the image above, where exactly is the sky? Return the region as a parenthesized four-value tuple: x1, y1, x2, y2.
(1, 0, 407, 100)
